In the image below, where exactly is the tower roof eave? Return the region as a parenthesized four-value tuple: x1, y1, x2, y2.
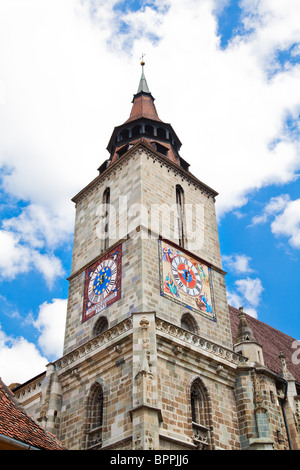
(106, 118, 182, 155)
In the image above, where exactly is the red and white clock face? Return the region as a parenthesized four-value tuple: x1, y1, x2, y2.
(171, 256, 202, 296)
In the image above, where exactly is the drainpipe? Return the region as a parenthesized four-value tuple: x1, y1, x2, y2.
(277, 376, 292, 450)
(0, 434, 40, 450)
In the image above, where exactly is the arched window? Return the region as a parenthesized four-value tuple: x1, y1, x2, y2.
(145, 124, 154, 136)
(176, 184, 185, 248)
(181, 313, 198, 334)
(93, 316, 108, 337)
(86, 382, 104, 449)
(132, 125, 141, 137)
(190, 378, 212, 449)
(157, 127, 166, 139)
(120, 129, 129, 141)
(103, 187, 110, 251)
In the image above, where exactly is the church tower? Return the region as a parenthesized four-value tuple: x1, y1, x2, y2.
(52, 61, 243, 450)
(11, 62, 300, 451)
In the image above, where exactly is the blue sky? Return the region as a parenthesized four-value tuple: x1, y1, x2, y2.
(0, 0, 299, 385)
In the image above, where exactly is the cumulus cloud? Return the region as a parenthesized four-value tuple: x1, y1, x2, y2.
(0, 230, 64, 287)
(33, 298, 67, 359)
(3, 203, 73, 250)
(250, 195, 300, 249)
(235, 277, 264, 308)
(0, 0, 299, 377)
(0, 325, 48, 385)
(222, 253, 254, 274)
(271, 198, 300, 248)
(0, 298, 66, 385)
(251, 194, 291, 225)
(227, 276, 264, 318)
(224, 252, 264, 318)
(0, 0, 299, 226)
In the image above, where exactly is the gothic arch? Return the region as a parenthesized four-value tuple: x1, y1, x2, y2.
(157, 127, 166, 139)
(188, 376, 214, 449)
(92, 316, 109, 337)
(176, 184, 186, 248)
(181, 312, 198, 334)
(145, 124, 154, 136)
(132, 125, 141, 137)
(102, 187, 110, 251)
(83, 379, 108, 449)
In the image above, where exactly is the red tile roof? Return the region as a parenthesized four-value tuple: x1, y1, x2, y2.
(110, 137, 179, 166)
(229, 305, 300, 382)
(125, 93, 162, 124)
(0, 378, 64, 450)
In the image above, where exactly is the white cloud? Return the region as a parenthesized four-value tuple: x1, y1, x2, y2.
(226, 290, 243, 309)
(235, 277, 264, 308)
(0, 230, 31, 278)
(265, 194, 291, 215)
(0, 0, 299, 222)
(31, 252, 65, 288)
(250, 195, 300, 249)
(0, 1, 299, 283)
(0, 297, 66, 385)
(227, 276, 264, 319)
(271, 198, 300, 248)
(3, 204, 73, 250)
(33, 299, 67, 359)
(0, 230, 64, 286)
(222, 253, 254, 274)
(251, 194, 291, 225)
(0, 325, 48, 385)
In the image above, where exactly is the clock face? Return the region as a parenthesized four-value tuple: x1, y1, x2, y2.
(171, 256, 202, 296)
(159, 240, 216, 322)
(88, 259, 117, 304)
(82, 245, 122, 323)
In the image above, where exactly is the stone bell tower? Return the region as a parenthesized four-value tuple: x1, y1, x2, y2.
(14, 62, 247, 450)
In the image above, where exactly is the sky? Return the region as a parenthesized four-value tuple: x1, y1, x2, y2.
(0, 0, 299, 385)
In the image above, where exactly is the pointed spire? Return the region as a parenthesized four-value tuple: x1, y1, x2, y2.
(137, 58, 150, 94)
(125, 58, 161, 124)
(235, 307, 257, 344)
(233, 307, 265, 365)
(279, 351, 295, 381)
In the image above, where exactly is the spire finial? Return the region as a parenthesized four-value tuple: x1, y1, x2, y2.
(140, 53, 146, 67)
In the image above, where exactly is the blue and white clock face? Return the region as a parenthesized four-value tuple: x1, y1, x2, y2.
(88, 259, 117, 304)
(82, 244, 122, 323)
